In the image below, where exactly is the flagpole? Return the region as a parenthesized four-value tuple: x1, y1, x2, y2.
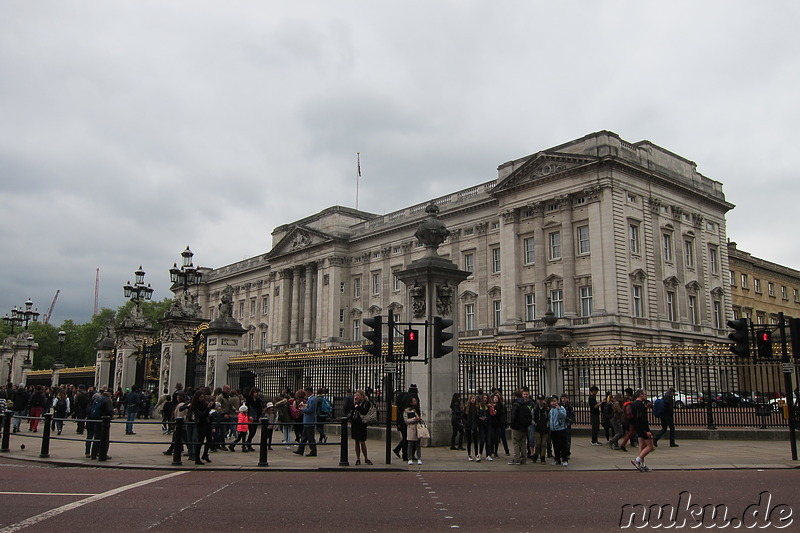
(356, 152, 361, 210)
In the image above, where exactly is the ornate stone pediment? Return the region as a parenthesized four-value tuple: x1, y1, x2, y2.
(492, 152, 597, 196)
(266, 225, 336, 260)
(629, 269, 647, 283)
(663, 276, 681, 289)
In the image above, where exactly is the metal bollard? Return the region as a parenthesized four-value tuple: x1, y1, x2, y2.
(258, 418, 269, 467)
(339, 416, 349, 466)
(99, 416, 111, 461)
(40, 413, 53, 458)
(1, 410, 11, 452)
(172, 418, 184, 466)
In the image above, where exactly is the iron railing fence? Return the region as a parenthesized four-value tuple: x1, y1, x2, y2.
(228, 344, 406, 425)
(223, 342, 799, 429)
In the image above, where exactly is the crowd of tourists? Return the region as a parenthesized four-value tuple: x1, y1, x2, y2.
(448, 386, 673, 472)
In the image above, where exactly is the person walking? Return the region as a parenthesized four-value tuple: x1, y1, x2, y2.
(293, 386, 318, 457)
(654, 387, 678, 448)
(404, 397, 423, 465)
(52, 389, 70, 435)
(28, 385, 47, 432)
(124, 385, 142, 435)
(350, 390, 373, 465)
(631, 389, 656, 471)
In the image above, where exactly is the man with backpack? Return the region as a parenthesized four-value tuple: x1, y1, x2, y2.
(653, 387, 678, 448)
(85, 389, 114, 460)
(508, 389, 532, 464)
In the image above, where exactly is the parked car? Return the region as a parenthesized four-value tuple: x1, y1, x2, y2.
(708, 392, 755, 407)
(657, 391, 703, 408)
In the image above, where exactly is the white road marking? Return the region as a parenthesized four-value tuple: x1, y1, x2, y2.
(0, 492, 96, 496)
(0, 471, 187, 533)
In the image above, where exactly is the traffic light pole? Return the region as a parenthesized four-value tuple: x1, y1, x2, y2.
(385, 313, 394, 465)
(778, 313, 797, 461)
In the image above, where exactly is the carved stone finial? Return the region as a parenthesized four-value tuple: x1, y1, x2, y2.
(414, 203, 449, 255)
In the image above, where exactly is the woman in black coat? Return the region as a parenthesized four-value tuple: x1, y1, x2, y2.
(350, 390, 373, 465)
(189, 390, 213, 465)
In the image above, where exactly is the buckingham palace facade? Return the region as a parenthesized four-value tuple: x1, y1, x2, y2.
(192, 130, 734, 351)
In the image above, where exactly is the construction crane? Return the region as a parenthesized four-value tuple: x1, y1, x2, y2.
(94, 268, 100, 316)
(43, 289, 60, 325)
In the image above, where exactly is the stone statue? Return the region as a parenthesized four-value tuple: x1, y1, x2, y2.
(219, 285, 234, 318)
(436, 281, 454, 316)
(410, 282, 426, 318)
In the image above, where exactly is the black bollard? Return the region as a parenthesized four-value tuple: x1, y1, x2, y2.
(40, 413, 53, 458)
(1, 410, 11, 452)
(258, 418, 269, 467)
(339, 416, 349, 466)
(99, 415, 111, 461)
(171, 418, 184, 466)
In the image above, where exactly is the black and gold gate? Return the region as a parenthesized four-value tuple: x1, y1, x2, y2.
(185, 323, 209, 389)
(133, 338, 162, 392)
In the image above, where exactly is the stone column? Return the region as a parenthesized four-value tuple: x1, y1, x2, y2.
(561, 198, 576, 317)
(499, 208, 522, 330)
(115, 327, 154, 391)
(9, 334, 38, 386)
(533, 202, 547, 318)
(290, 266, 301, 345)
(158, 316, 206, 395)
(94, 336, 115, 389)
(395, 204, 470, 447)
(204, 289, 247, 390)
(303, 263, 315, 344)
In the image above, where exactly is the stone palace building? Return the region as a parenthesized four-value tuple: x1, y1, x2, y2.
(190, 130, 735, 352)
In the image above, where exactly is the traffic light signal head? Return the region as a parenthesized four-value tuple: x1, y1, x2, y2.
(727, 318, 750, 358)
(362, 316, 382, 356)
(756, 329, 773, 358)
(433, 316, 454, 358)
(403, 329, 419, 357)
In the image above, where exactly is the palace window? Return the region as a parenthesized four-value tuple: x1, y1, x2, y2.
(523, 237, 535, 264)
(549, 232, 561, 260)
(629, 224, 640, 255)
(525, 293, 536, 321)
(491, 247, 501, 273)
(577, 225, 590, 255)
(464, 303, 475, 330)
(580, 286, 593, 317)
(550, 289, 564, 318)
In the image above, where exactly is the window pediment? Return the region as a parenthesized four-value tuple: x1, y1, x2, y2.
(629, 269, 647, 283)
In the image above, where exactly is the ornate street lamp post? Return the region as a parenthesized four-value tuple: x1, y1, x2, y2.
(54, 330, 66, 368)
(169, 246, 203, 300)
(4, 298, 40, 333)
(124, 266, 155, 305)
(23, 334, 35, 367)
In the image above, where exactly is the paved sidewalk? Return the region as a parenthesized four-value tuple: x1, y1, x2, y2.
(1, 419, 798, 472)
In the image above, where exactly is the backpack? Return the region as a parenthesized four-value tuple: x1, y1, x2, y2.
(623, 401, 634, 421)
(653, 398, 665, 419)
(602, 401, 614, 420)
(320, 396, 333, 415)
(55, 399, 68, 416)
(89, 397, 104, 420)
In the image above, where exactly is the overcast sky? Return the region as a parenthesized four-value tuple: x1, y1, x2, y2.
(1, 1, 798, 325)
